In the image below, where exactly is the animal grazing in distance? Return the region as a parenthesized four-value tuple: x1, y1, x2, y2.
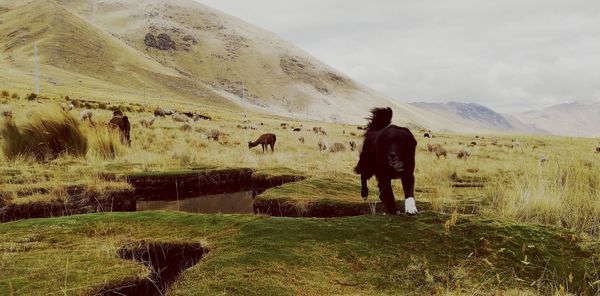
(510, 140, 521, 148)
(248, 133, 277, 153)
(457, 149, 470, 160)
(108, 110, 131, 146)
(154, 107, 173, 117)
(427, 143, 447, 159)
(595, 146, 600, 153)
(172, 113, 190, 123)
(298, 136, 305, 144)
(355, 107, 418, 215)
(60, 102, 74, 112)
(330, 143, 346, 153)
(205, 129, 223, 141)
(139, 116, 155, 128)
(424, 133, 431, 138)
(349, 141, 357, 151)
(80, 110, 93, 124)
(318, 138, 329, 152)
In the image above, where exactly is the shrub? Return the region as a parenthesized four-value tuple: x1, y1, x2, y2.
(72, 100, 82, 108)
(25, 93, 37, 101)
(98, 102, 108, 110)
(11, 93, 19, 99)
(1, 90, 9, 97)
(86, 125, 127, 159)
(1, 107, 88, 161)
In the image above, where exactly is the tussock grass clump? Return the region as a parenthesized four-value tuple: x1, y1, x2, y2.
(486, 154, 600, 233)
(86, 125, 127, 159)
(1, 107, 88, 161)
(25, 93, 37, 101)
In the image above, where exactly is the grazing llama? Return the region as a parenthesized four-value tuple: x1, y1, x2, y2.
(248, 133, 277, 153)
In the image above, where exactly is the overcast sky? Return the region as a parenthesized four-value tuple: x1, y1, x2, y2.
(199, 0, 600, 112)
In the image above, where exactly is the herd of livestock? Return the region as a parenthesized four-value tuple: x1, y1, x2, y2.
(1, 103, 600, 157)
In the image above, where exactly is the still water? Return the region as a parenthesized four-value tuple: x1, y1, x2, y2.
(136, 191, 254, 214)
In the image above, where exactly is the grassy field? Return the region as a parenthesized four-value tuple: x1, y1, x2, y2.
(1, 92, 600, 294)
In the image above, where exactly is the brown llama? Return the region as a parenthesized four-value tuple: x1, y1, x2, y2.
(330, 143, 346, 153)
(298, 136, 305, 144)
(427, 143, 447, 159)
(108, 110, 131, 146)
(249, 133, 277, 153)
(457, 149, 470, 160)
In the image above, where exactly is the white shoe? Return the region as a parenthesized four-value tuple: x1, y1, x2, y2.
(405, 197, 418, 215)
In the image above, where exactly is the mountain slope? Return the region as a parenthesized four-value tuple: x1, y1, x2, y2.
(0, 0, 519, 133)
(0, 0, 428, 126)
(410, 101, 544, 134)
(511, 101, 600, 137)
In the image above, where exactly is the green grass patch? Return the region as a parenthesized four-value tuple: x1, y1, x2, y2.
(0, 212, 597, 295)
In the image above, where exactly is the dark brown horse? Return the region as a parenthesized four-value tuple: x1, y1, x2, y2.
(249, 133, 276, 153)
(354, 107, 418, 215)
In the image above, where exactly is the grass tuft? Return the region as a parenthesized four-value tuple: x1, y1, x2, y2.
(86, 125, 127, 160)
(1, 107, 88, 161)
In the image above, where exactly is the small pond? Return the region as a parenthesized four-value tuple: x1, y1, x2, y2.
(136, 191, 254, 214)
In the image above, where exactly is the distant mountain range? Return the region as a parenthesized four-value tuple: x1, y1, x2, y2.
(512, 101, 600, 137)
(410, 101, 600, 137)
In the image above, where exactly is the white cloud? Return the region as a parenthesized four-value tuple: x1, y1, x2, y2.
(198, 0, 600, 112)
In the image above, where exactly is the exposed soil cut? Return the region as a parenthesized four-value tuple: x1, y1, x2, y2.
(0, 169, 305, 222)
(0, 186, 134, 223)
(99, 242, 205, 296)
(128, 169, 304, 201)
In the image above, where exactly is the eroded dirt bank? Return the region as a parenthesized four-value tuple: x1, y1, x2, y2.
(99, 242, 205, 296)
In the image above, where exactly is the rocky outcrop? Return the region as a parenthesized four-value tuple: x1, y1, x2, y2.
(144, 33, 176, 50)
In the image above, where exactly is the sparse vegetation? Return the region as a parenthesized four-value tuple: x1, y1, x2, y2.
(86, 125, 127, 159)
(25, 93, 37, 101)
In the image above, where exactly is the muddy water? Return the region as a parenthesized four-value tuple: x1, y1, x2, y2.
(136, 191, 254, 214)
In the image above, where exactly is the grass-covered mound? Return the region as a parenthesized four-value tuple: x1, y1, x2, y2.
(0, 212, 598, 295)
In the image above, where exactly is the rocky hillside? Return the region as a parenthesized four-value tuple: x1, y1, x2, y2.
(0, 0, 459, 129)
